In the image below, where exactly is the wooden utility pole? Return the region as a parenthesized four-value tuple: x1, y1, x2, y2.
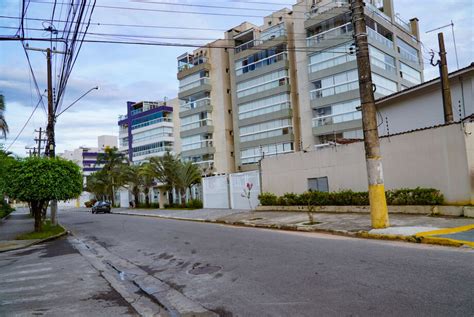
(351, 0, 389, 228)
(34, 127, 46, 157)
(437, 33, 453, 123)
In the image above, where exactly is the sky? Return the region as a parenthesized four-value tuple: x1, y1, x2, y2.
(0, 0, 473, 156)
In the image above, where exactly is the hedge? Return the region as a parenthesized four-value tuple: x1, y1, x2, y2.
(258, 188, 444, 206)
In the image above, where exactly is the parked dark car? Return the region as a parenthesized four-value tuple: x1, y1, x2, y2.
(91, 201, 111, 214)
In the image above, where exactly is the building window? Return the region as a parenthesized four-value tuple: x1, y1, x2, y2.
(308, 42, 356, 73)
(312, 99, 361, 127)
(308, 177, 329, 192)
(238, 93, 290, 120)
(239, 119, 292, 143)
(397, 39, 419, 64)
(400, 62, 421, 84)
(372, 73, 397, 96)
(369, 45, 396, 74)
(236, 69, 289, 98)
(240, 142, 293, 165)
(310, 69, 358, 100)
(235, 44, 287, 76)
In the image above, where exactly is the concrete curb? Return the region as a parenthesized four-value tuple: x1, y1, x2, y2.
(0, 226, 68, 253)
(111, 211, 473, 249)
(0, 212, 12, 223)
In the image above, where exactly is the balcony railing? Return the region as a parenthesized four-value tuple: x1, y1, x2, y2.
(235, 26, 287, 54)
(364, 1, 391, 24)
(236, 52, 288, 76)
(305, 0, 349, 19)
(178, 77, 210, 93)
(312, 110, 362, 127)
(181, 118, 213, 132)
(182, 140, 214, 152)
(395, 15, 411, 32)
(307, 23, 353, 47)
(310, 79, 358, 100)
(131, 117, 172, 130)
(178, 56, 208, 72)
(367, 27, 393, 49)
(133, 146, 174, 158)
(180, 97, 211, 112)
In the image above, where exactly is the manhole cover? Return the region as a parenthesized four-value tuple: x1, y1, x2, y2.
(188, 265, 221, 275)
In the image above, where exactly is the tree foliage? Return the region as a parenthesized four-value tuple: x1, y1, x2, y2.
(0, 94, 8, 139)
(5, 157, 83, 231)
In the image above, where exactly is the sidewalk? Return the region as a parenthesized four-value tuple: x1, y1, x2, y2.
(0, 208, 43, 252)
(98, 207, 474, 248)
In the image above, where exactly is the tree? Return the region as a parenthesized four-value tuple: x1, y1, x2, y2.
(85, 170, 110, 201)
(148, 152, 179, 203)
(122, 164, 142, 208)
(5, 157, 82, 232)
(0, 95, 8, 139)
(174, 160, 202, 206)
(96, 147, 127, 206)
(139, 162, 156, 207)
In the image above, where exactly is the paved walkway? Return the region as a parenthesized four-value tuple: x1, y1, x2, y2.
(0, 209, 42, 252)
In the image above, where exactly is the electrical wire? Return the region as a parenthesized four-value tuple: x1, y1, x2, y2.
(6, 96, 43, 151)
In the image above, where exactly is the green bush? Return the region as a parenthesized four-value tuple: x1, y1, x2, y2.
(259, 188, 443, 206)
(186, 199, 203, 209)
(0, 199, 14, 218)
(258, 192, 278, 206)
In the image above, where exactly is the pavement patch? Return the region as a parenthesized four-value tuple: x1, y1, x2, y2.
(415, 225, 474, 247)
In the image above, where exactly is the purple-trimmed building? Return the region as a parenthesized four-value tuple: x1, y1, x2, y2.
(118, 100, 177, 164)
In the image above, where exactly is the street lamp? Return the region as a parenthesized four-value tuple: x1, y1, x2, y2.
(55, 86, 99, 118)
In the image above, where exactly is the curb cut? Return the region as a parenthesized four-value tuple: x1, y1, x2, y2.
(0, 226, 68, 253)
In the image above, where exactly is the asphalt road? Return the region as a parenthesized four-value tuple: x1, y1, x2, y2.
(61, 209, 474, 317)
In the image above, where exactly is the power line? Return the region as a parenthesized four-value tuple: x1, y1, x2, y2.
(6, 96, 43, 151)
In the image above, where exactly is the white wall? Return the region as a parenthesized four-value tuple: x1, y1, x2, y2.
(262, 123, 473, 205)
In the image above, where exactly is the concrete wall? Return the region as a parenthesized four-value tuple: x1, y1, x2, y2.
(262, 122, 473, 205)
(97, 135, 118, 150)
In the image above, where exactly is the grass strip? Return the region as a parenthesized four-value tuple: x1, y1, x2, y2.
(16, 220, 65, 240)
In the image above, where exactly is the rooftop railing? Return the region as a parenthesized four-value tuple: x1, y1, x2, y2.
(305, 0, 350, 19)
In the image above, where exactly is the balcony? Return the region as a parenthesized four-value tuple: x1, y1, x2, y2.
(364, 1, 391, 24)
(236, 52, 288, 76)
(179, 77, 210, 93)
(305, 0, 349, 19)
(367, 26, 394, 49)
(132, 146, 174, 158)
(235, 24, 286, 54)
(395, 15, 411, 32)
(310, 79, 359, 100)
(178, 56, 208, 73)
(312, 110, 362, 127)
(131, 117, 172, 131)
(306, 23, 353, 48)
(180, 97, 211, 112)
(181, 118, 213, 132)
(182, 140, 214, 152)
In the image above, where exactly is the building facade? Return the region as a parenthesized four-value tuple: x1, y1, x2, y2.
(118, 99, 177, 164)
(59, 135, 118, 177)
(293, 0, 423, 148)
(177, 40, 235, 175)
(226, 10, 302, 172)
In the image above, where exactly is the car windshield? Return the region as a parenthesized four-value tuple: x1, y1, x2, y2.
(93, 202, 100, 207)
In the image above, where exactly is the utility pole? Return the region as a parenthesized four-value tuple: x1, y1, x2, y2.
(27, 46, 65, 225)
(34, 127, 46, 157)
(437, 33, 453, 123)
(351, 0, 389, 228)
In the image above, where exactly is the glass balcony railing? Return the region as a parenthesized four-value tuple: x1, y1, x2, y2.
(312, 110, 362, 127)
(310, 80, 359, 100)
(367, 27, 393, 49)
(364, 1, 391, 23)
(307, 23, 353, 47)
(181, 118, 213, 132)
(305, 0, 350, 19)
(180, 97, 211, 112)
(178, 57, 208, 72)
(133, 146, 174, 158)
(182, 140, 214, 152)
(236, 52, 288, 76)
(395, 15, 411, 32)
(131, 117, 172, 130)
(178, 78, 210, 93)
(235, 25, 286, 54)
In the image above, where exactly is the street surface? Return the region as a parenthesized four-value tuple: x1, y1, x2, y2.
(55, 209, 473, 317)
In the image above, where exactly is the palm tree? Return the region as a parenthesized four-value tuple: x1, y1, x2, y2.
(96, 147, 127, 206)
(122, 164, 142, 208)
(148, 152, 179, 202)
(0, 95, 9, 139)
(174, 160, 202, 206)
(139, 162, 157, 208)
